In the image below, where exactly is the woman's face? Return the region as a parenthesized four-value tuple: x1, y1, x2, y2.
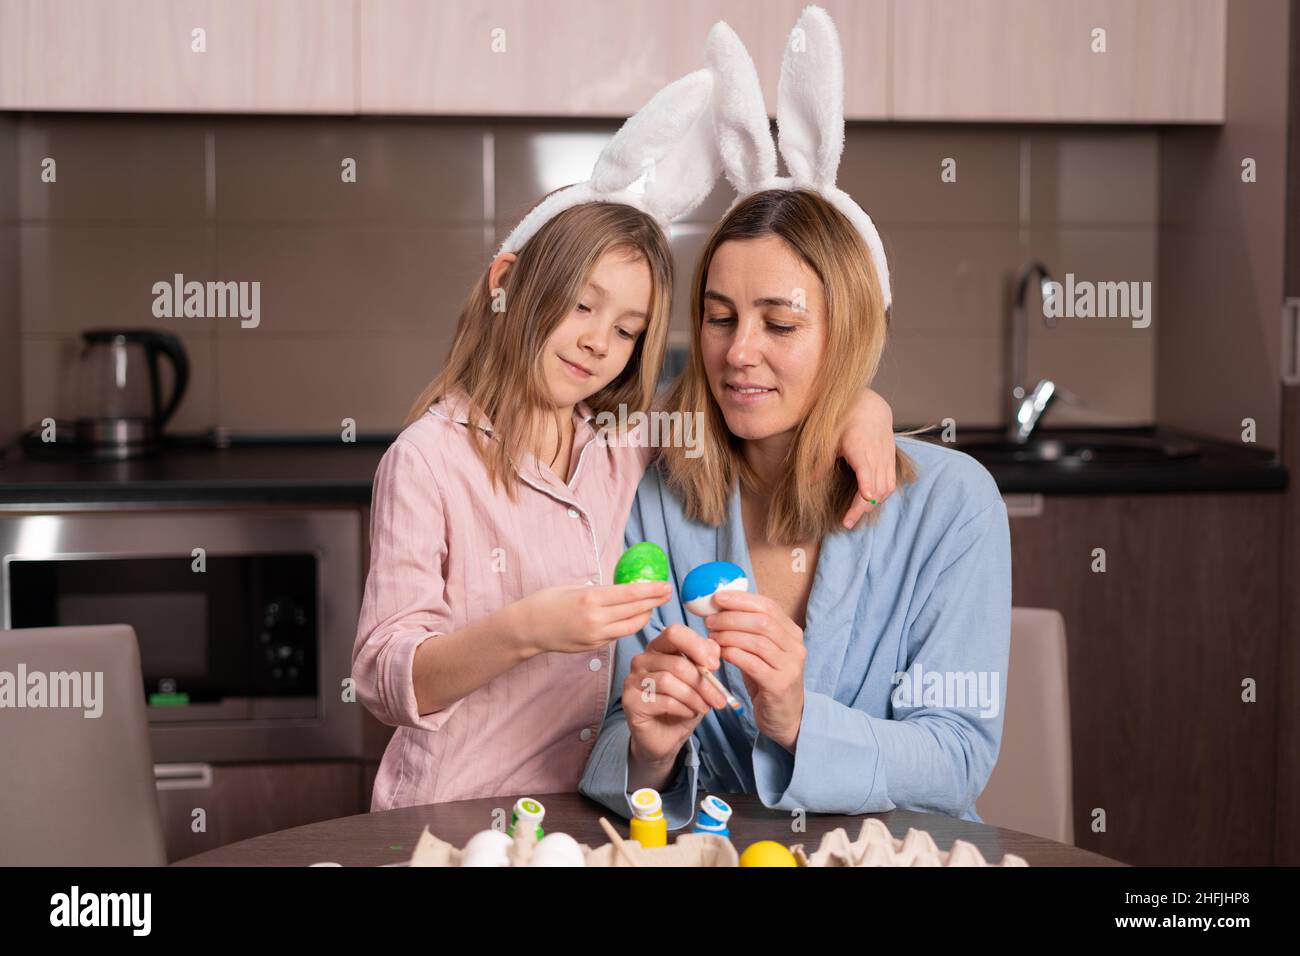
(700, 235, 827, 442)
(541, 249, 651, 409)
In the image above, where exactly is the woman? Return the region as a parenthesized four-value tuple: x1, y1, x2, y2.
(579, 188, 1012, 824)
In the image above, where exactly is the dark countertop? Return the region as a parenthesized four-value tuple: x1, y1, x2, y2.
(0, 432, 393, 507)
(913, 426, 1288, 495)
(0, 425, 1286, 507)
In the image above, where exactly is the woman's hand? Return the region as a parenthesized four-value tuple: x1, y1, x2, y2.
(834, 387, 898, 528)
(622, 624, 730, 766)
(512, 580, 671, 656)
(705, 589, 806, 752)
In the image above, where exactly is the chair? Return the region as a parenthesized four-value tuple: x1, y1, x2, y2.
(975, 607, 1074, 845)
(0, 624, 166, 865)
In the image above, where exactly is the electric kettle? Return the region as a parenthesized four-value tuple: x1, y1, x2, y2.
(72, 328, 190, 459)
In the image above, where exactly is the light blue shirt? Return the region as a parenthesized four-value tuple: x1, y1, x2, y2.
(579, 437, 1011, 827)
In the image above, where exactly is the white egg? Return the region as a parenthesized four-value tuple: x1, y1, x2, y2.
(684, 577, 749, 618)
(527, 832, 586, 867)
(460, 829, 514, 867)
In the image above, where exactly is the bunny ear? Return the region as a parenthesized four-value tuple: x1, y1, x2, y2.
(777, 5, 844, 190)
(590, 70, 715, 195)
(498, 67, 720, 255)
(640, 76, 722, 224)
(706, 20, 776, 196)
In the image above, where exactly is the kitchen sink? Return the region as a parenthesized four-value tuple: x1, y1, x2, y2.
(941, 431, 1201, 466)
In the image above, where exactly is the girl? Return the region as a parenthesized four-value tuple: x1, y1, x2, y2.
(352, 67, 899, 811)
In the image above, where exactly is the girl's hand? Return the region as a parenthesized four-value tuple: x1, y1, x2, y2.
(834, 387, 898, 528)
(623, 624, 730, 765)
(705, 589, 806, 752)
(514, 581, 671, 656)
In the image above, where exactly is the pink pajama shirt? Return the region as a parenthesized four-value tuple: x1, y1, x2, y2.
(353, 387, 652, 809)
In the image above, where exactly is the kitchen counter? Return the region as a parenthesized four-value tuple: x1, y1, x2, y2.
(0, 426, 1286, 507)
(912, 426, 1288, 495)
(0, 433, 392, 507)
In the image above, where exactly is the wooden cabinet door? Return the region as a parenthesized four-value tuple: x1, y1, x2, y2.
(357, 0, 887, 118)
(891, 0, 1226, 122)
(0, 0, 354, 113)
(1277, 5, 1300, 867)
(1008, 493, 1280, 864)
(158, 761, 365, 863)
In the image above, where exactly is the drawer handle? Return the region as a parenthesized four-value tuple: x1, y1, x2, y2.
(1003, 493, 1043, 518)
(154, 763, 213, 790)
(1284, 298, 1300, 386)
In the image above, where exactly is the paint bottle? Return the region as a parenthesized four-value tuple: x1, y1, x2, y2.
(692, 794, 733, 838)
(628, 788, 667, 848)
(507, 797, 545, 841)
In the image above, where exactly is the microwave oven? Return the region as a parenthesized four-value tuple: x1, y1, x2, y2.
(1, 508, 364, 762)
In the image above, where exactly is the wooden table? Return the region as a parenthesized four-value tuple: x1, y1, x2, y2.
(175, 792, 1123, 866)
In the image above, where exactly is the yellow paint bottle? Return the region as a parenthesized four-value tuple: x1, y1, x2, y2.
(628, 788, 667, 848)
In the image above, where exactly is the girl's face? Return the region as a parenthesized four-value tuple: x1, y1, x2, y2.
(700, 235, 828, 442)
(542, 249, 652, 409)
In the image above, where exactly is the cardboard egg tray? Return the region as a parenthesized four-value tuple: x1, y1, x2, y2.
(407, 816, 1029, 867)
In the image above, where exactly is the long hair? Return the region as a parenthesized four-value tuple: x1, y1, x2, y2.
(660, 188, 915, 544)
(405, 200, 673, 497)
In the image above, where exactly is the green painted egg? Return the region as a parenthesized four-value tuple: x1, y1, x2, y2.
(614, 542, 669, 584)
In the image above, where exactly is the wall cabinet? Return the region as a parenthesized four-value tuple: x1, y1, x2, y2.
(1, 0, 1225, 122)
(356, 0, 887, 118)
(0, 0, 354, 113)
(892, 0, 1226, 122)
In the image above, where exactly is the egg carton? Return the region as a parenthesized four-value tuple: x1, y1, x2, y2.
(407, 816, 1028, 868)
(792, 818, 1029, 867)
(407, 824, 738, 867)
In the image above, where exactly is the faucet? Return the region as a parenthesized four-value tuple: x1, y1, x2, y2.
(1007, 261, 1059, 443)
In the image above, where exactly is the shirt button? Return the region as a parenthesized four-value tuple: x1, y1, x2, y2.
(588, 658, 601, 672)
(567, 508, 579, 519)
(579, 728, 593, 742)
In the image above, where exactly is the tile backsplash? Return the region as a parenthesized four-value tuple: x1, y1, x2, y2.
(3, 114, 1158, 437)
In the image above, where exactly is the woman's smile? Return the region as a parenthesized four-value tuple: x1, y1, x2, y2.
(723, 381, 778, 405)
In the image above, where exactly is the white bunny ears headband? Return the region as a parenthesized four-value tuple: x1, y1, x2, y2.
(496, 69, 721, 254)
(707, 5, 892, 310)
(497, 4, 891, 312)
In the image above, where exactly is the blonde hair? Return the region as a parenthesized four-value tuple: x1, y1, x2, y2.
(405, 200, 673, 498)
(660, 188, 915, 545)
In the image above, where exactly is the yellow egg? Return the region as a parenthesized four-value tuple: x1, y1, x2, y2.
(739, 840, 798, 867)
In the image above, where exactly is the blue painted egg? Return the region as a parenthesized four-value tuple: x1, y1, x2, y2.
(681, 561, 749, 617)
